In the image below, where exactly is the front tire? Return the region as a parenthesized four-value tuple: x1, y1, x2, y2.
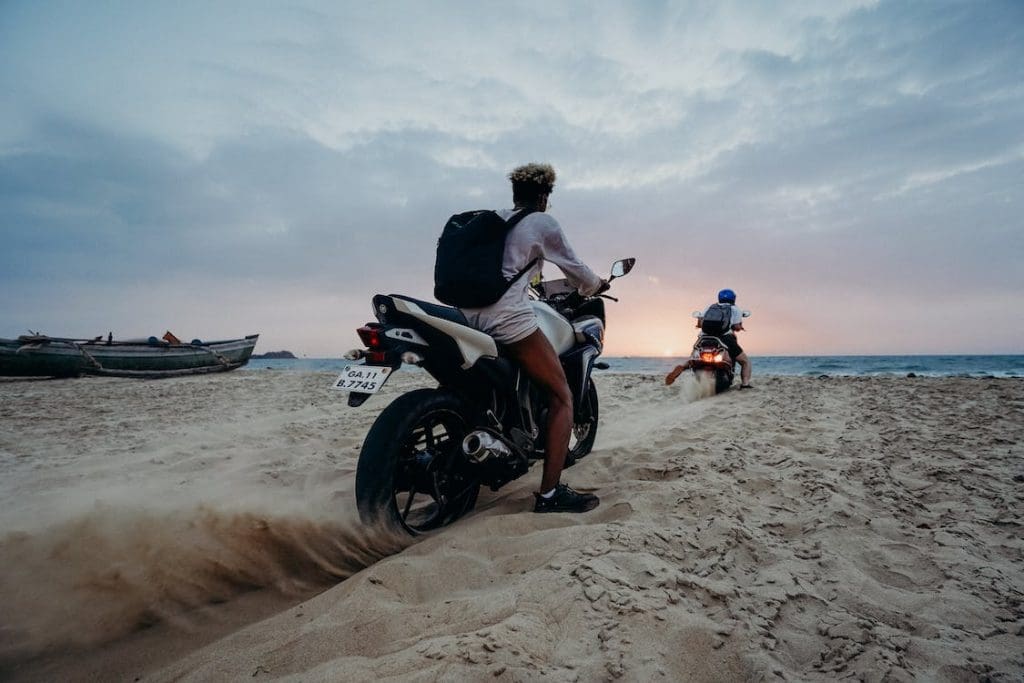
(565, 380, 599, 467)
(355, 388, 479, 535)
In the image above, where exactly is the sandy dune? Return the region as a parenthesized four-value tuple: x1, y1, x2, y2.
(1, 370, 1022, 681)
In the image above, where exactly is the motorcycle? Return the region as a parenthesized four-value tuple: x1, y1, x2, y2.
(686, 309, 751, 394)
(337, 258, 636, 535)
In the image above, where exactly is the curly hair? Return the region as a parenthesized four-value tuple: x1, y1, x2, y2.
(508, 162, 556, 188)
(509, 163, 556, 205)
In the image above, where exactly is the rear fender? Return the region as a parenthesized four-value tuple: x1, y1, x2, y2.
(373, 294, 497, 370)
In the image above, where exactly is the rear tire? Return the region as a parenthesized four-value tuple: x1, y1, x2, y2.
(355, 388, 479, 535)
(714, 370, 732, 394)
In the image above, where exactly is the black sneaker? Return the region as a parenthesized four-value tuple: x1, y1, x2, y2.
(533, 484, 600, 513)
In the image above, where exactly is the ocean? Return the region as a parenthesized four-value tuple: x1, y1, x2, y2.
(245, 355, 1024, 378)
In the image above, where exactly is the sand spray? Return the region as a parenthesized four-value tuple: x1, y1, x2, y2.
(0, 481, 408, 662)
(676, 369, 718, 401)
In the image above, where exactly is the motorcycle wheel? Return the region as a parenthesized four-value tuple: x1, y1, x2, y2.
(565, 380, 599, 467)
(714, 369, 733, 394)
(355, 388, 479, 535)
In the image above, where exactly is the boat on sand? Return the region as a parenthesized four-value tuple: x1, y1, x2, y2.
(0, 333, 259, 378)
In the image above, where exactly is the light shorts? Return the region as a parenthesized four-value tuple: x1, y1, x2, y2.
(459, 284, 539, 344)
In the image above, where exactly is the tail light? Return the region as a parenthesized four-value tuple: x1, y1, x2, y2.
(357, 323, 384, 349)
(365, 350, 390, 364)
(355, 323, 392, 365)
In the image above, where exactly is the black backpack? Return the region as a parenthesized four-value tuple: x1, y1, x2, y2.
(433, 209, 536, 308)
(701, 303, 734, 336)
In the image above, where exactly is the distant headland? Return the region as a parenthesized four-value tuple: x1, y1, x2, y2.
(252, 350, 297, 359)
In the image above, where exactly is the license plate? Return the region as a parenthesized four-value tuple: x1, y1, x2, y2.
(331, 365, 393, 393)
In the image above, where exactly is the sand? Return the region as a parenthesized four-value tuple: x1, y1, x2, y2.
(1, 370, 1022, 681)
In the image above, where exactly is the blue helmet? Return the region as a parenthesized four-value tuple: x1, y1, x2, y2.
(717, 288, 736, 304)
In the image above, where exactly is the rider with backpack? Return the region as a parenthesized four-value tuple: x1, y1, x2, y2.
(665, 288, 753, 388)
(434, 163, 606, 513)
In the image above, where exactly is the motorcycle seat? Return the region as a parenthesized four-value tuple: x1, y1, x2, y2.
(390, 294, 469, 326)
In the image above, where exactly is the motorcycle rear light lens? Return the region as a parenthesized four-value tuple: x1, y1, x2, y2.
(365, 350, 390, 364)
(700, 352, 715, 362)
(357, 324, 384, 349)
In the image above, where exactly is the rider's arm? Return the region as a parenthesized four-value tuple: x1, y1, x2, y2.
(730, 305, 744, 332)
(535, 216, 604, 296)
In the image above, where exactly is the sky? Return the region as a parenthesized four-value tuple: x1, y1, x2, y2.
(1, 1, 1022, 357)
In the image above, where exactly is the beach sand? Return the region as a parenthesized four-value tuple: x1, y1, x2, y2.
(1, 370, 1021, 681)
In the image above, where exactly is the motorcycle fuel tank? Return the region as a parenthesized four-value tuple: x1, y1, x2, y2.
(531, 301, 576, 354)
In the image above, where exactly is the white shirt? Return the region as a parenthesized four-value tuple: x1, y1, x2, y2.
(496, 209, 603, 297)
(701, 303, 743, 334)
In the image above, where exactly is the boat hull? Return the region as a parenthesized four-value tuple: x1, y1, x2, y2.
(0, 334, 259, 378)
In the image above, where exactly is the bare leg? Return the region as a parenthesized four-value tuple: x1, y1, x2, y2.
(736, 352, 752, 386)
(665, 362, 690, 385)
(504, 329, 573, 493)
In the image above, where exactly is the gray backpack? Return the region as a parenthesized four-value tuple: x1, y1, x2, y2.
(700, 304, 733, 336)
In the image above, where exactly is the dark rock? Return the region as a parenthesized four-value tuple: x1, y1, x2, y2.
(907, 372, 917, 378)
(253, 350, 297, 359)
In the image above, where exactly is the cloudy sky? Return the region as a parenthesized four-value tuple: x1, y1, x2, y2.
(2, 1, 1021, 357)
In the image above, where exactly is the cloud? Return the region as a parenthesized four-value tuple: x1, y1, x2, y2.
(1, 0, 1022, 354)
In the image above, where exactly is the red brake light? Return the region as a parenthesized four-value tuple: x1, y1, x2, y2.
(357, 324, 383, 349)
(365, 350, 389, 364)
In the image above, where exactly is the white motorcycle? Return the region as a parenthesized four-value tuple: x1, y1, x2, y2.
(336, 258, 636, 534)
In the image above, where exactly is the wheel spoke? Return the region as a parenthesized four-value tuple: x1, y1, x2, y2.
(386, 403, 478, 533)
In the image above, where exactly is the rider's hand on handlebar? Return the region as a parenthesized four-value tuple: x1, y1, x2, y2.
(595, 279, 611, 295)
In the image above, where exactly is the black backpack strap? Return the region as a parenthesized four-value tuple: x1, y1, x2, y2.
(504, 208, 538, 286)
(505, 207, 535, 229)
(508, 256, 540, 287)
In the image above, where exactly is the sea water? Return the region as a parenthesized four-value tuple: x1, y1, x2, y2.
(246, 355, 1024, 378)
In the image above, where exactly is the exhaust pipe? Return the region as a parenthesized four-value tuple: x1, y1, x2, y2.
(462, 430, 512, 463)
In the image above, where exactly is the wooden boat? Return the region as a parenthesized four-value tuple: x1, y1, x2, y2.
(0, 333, 259, 378)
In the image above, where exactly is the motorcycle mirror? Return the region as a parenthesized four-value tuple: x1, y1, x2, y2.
(609, 257, 636, 280)
(742, 310, 751, 317)
(691, 311, 702, 318)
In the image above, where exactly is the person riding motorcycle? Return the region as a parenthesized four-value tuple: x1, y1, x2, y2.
(665, 288, 753, 388)
(459, 163, 605, 513)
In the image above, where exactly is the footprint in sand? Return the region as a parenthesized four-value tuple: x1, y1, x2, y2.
(858, 542, 945, 590)
(772, 594, 831, 669)
(628, 465, 684, 482)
